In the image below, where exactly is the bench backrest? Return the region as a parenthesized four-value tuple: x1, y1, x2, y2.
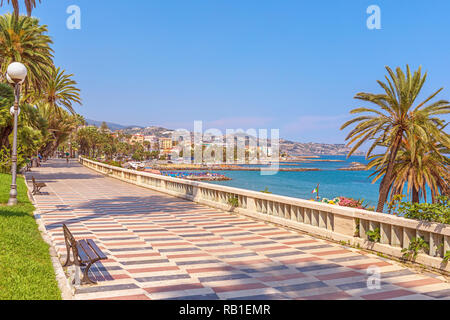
(32, 176, 36, 184)
(63, 224, 76, 247)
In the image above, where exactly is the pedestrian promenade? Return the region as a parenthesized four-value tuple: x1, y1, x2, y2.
(29, 159, 450, 300)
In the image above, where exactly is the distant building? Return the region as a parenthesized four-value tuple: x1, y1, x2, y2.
(159, 138, 173, 151)
(144, 135, 159, 151)
(144, 135, 158, 143)
(130, 134, 145, 145)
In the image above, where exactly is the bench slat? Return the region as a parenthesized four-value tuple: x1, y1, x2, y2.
(78, 240, 99, 261)
(76, 243, 91, 263)
(87, 239, 107, 260)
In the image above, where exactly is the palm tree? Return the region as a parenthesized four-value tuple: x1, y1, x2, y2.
(0, 14, 53, 93)
(368, 139, 449, 203)
(34, 67, 81, 156)
(143, 140, 151, 152)
(38, 104, 78, 157)
(40, 67, 82, 115)
(0, 82, 46, 150)
(341, 65, 450, 212)
(0, 0, 41, 17)
(75, 126, 101, 158)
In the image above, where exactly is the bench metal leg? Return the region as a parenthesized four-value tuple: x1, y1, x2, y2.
(63, 244, 74, 267)
(32, 186, 43, 195)
(81, 259, 100, 285)
(71, 265, 81, 286)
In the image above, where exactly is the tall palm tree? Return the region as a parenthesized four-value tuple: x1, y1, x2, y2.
(0, 14, 53, 93)
(34, 67, 81, 156)
(0, 0, 41, 17)
(40, 67, 82, 115)
(341, 65, 450, 212)
(368, 139, 449, 203)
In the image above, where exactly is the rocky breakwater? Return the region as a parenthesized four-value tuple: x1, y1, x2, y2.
(338, 162, 367, 171)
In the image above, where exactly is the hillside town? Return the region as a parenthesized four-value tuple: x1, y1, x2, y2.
(79, 121, 363, 163)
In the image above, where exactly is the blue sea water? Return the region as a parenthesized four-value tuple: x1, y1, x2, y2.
(208, 156, 380, 207)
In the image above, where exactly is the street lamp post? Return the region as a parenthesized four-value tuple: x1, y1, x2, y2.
(6, 62, 27, 206)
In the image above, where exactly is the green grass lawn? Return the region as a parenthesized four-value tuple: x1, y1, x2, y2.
(0, 173, 61, 300)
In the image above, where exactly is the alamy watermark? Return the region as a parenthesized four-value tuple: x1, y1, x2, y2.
(66, 5, 81, 30)
(169, 121, 280, 176)
(366, 266, 381, 290)
(367, 5, 381, 30)
(64, 5, 380, 31)
(65, 5, 380, 31)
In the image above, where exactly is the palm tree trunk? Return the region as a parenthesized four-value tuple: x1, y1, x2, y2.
(0, 126, 13, 149)
(41, 141, 57, 158)
(376, 133, 403, 212)
(11, 0, 19, 18)
(412, 186, 420, 203)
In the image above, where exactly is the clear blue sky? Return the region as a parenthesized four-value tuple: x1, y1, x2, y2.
(2, 0, 450, 144)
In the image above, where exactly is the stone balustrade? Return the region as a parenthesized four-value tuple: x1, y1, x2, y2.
(80, 157, 450, 272)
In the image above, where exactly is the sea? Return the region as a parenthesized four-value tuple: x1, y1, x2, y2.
(207, 155, 380, 207)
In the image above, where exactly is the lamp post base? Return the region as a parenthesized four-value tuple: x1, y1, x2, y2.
(7, 186, 18, 206)
(7, 198, 18, 206)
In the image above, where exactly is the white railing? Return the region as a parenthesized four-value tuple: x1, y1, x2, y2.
(80, 157, 450, 272)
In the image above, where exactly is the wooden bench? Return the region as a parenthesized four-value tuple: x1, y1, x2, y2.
(31, 176, 46, 195)
(62, 224, 108, 285)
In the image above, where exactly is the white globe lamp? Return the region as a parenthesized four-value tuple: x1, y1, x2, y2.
(6, 73, 14, 84)
(10, 106, 20, 116)
(7, 62, 27, 83)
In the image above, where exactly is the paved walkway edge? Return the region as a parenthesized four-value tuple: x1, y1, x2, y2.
(25, 178, 74, 300)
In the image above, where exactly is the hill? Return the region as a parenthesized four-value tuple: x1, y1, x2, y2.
(85, 119, 143, 131)
(279, 139, 363, 156)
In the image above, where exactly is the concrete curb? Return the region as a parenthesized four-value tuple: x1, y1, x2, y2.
(24, 175, 75, 300)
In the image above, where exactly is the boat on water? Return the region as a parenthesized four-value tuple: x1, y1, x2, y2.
(161, 171, 231, 181)
(128, 162, 146, 170)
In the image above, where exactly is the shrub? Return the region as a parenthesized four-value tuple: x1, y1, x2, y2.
(318, 197, 375, 210)
(0, 147, 26, 174)
(443, 251, 450, 263)
(227, 196, 239, 208)
(321, 197, 340, 205)
(337, 197, 364, 209)
(105, 160, 122, 168)
(396, 196, 450, 225)
(401, 237, 429, 261)
(366, 227, 381, 242)
(260, 187, 272, 194)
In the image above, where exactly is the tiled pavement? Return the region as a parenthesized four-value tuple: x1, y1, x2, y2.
(28, 160, 450, 300)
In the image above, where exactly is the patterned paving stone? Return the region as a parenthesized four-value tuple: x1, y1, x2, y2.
(29, 159, 450, 300)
